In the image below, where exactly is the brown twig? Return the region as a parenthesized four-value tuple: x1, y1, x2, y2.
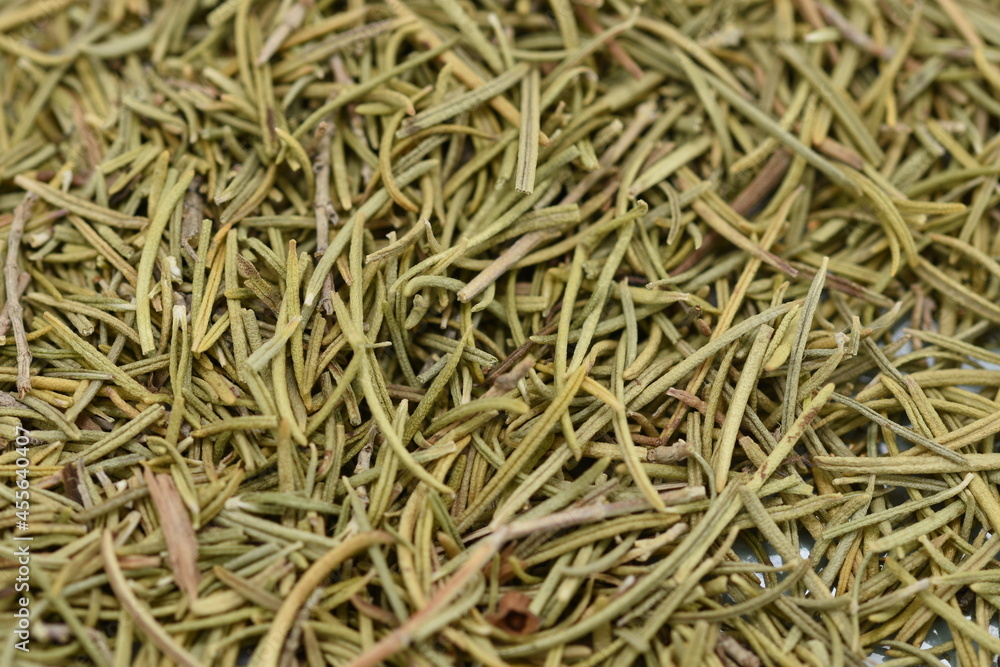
(349, 530, 491, 667)
(0, 271, 30, 335)
(574, 5, 644, 80)
(457, 230, 558, 303)
(818, 3, 894, 60)
(4, 192, 36, 397)
(313, 119, 337, 314)
(729, 150, 792, 216)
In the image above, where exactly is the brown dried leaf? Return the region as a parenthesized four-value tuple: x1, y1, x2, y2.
(144, 468, 200, 601)
(62, 460, 91, 509)
(485, 592, 540, 636)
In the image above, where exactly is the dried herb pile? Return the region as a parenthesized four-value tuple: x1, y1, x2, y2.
(3, 0, 1000, 665)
